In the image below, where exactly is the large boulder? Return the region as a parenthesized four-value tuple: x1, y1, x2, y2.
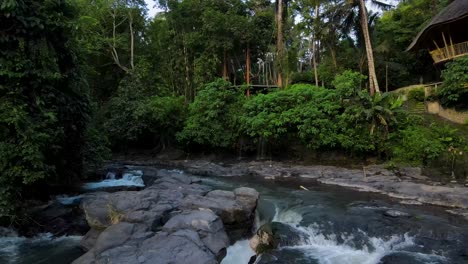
(73, 221, 221, 264)
(74, 166, 260, 264)
(162, 210, 229, 261)
(81, 188, 185, 230)
(181, 187, 259, 241)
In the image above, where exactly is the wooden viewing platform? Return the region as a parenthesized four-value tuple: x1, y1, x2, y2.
(430, 40, 468, 64)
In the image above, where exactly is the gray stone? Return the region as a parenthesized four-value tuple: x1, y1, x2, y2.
(94, 222, 134, 254)
(206, 190, 235, 200)
(80, 228, 101, 251)
(180, 195, 244, 224)
(163, 210, 223, 233)
(139, 230, 217, 264)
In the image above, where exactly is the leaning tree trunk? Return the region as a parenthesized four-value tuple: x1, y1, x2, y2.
(276, 0, 284, 88)
(359, 0, 380, 95)
(223, 49, 228, 80)
(312, 5, 319, 87)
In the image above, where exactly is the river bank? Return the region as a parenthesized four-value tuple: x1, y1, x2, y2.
(111, 157, 468, 220)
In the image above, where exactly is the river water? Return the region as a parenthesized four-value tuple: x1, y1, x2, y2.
(1, 168, 467, 264)
(198, 176, 468, 264)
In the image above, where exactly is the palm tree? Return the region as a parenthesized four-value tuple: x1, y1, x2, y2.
(338, 0, 393, 95)
(276, 0, 284, 87)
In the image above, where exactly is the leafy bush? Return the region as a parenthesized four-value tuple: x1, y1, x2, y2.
(83, 127, 111, 173)
(104, 73, 149, 146)
(338, 92, 405, 155)
(241, 84, 316, 140)
(438, 56, 468, 107)
(332, 70, 367, 98)
(135, 96, 187, 148)
(392, 124, 465, 165)
(104, 70, 187, 149)
(289, 71, 315, 84)
(177, 79, 245, 149)
(407, 87, 425, 102)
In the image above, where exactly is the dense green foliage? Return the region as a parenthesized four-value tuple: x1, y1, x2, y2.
(0, 0, 90, 217)
(393, 123, 466, 166)
(407, 87, 425, 102)
(1, 0, 466, 220)
(177, 79, 244, 149)
(180, 78, 409, 157)
(438, 56, 468, 108)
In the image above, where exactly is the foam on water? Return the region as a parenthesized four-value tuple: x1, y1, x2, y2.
(275, 218, 446, 264)
(266, 203, 447, 264)
(82, 170, 145, 190)
(221, 239, 255, 264)
(272, 205, 304, 226)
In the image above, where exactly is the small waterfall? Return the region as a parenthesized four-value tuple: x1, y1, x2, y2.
(263, 205, 447, 264)
(83, 170, 145, 190)
(221, 240, 255, 264)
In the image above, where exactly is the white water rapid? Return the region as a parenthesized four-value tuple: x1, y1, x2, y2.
(82, 170, 145, 190)
(261, 206, 447, 264)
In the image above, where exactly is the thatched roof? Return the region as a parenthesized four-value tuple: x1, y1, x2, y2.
(407, 0, 468, 51)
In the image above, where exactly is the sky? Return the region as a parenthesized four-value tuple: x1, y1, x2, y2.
(144, 0, 397, 18)
(145, 0, 162, 17)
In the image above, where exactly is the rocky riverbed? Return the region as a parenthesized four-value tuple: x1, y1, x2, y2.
(73, 168, 259, 264)
(114, 158, 468, 219)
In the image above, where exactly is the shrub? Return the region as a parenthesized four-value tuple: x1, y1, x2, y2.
(104, 70, 186, 149)
(438, 56, 468, 107)
(290, 71, 315, 84)
(332, 70, 367, 98)
(392, 124, 465, 165)
(241, 84, 317, 140)
(177, 79, 245, 149)
(407, 87, 425, 102)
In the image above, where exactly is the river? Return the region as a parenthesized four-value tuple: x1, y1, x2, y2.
(1, 167, 467, 264)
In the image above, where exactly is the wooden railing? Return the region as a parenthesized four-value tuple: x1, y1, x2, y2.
(429, 41, 468, 63)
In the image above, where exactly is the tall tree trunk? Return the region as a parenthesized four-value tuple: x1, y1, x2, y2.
(183, 38, 190, 100)
(312, 5, 319, 87)
(246, 44, 251, 97)
(276, 0, 284, 88)
(312, 38, 318, 87)
(110, 8, 129, 73)
(329, 44, 338, 70)
(359, 0, 380, 95)
(129, 10, 134, 71)
(223, 49, 228, 80)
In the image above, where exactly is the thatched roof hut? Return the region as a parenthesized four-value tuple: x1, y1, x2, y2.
(407, 0, 468, 63)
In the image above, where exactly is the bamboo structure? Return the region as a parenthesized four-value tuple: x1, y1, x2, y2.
(407, 0, 468, 64)
(429, 40, 468, 63)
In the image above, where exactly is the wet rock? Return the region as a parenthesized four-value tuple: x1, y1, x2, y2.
(379, 253, 420, 264)
(163, 210, 229, 260)
(138, 230, 218, 264)
(81, 188, 185, 230)
(383, 210, 411, 218)
(250, 222, 307, 254)
(74, 165, 260, 264)
(22, 201, 88, 236)
(74, 224, 219, 264)
(80, 228, 101, 251)
(0, 227, 18, 237)
(180, 187, 259, 241)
